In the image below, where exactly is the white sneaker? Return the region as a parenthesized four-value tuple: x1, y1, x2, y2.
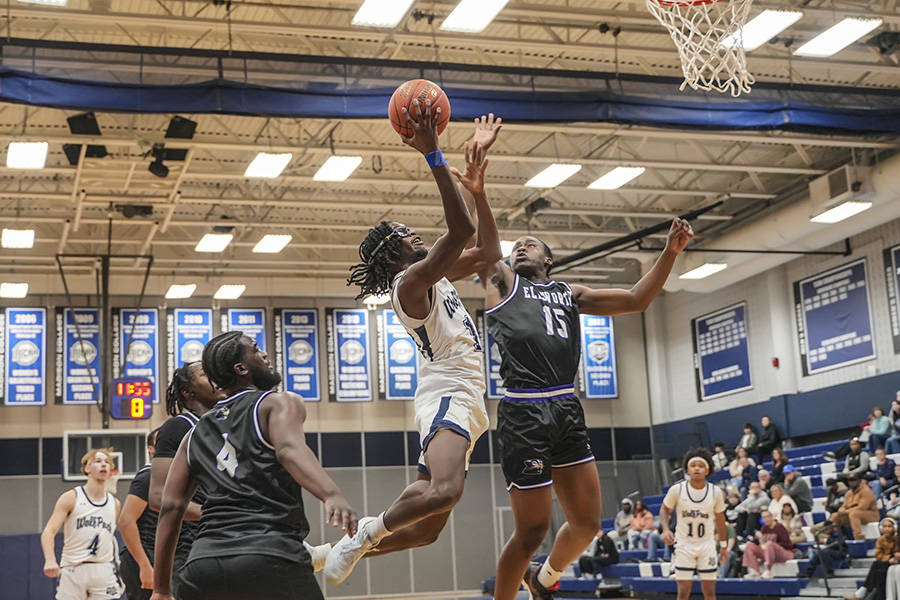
(761, 569, 773, 579)
(324, 516, 378, 585)
(304, 541, 331, 573)
(744, 571, 761, 580)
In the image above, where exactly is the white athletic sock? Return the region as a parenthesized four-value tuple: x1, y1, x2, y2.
(856, 587, 868, 599)
(367, 512, 393, 543)
(537, 560, 563, 589)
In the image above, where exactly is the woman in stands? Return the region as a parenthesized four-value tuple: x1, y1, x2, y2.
(628, 500, 655, 551)
(779, 503, 805, 545)
(767, 484, 798, 523)
(770, 448, 790, 486)
(873, 447, 897, 500)
(851, 517, 899, 600)
(870, 408, 893, 454)
(885, 399, 900, 455)
(727, 447, 755, 496)
(742, 510, 794, 579)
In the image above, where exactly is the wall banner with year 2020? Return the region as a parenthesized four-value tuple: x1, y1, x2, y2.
(167, 309, 213, 379)
(224, 309, 267, 352)
(275, 309, 321, 401)
(579, 314, 618, 399)
(58, 308, 102, 404)
(326, 308, 372, 402)
(114, 308, 160, 403)
(3, 307, 47, 405)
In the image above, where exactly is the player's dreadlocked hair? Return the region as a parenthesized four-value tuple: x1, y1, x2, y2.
(682, 447, 715, 473)
(202, 330, 249, 391)
(347, 221, 404, 300)
(165, 362, 197, 416)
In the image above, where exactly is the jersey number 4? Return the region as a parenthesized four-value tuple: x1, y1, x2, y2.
(87, 534, 99, 556)
(542, 306, 569, 338)
(216, 434, 239, 477)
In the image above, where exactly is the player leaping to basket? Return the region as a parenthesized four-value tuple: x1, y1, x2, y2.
(660, 448, 729, 600)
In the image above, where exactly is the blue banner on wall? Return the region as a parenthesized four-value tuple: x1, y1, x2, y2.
(116, 308, 160, 403)
(225, 309, 267, 352)
(60, 308, 102, 405)
(795, 259, 876, 375)
(278, 309, 321, 402)
(692, 302, 753, 401)
(3, 308, 46, 405)
(580, 314, 618, 399)
(326, 308, 372, 402)
(170, 309, 213, 371)
(379, 309, 417, 400)
(884, 245, 900, 355)
(477, 310, 505, 399)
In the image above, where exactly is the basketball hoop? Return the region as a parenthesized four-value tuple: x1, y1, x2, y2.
(646, 0, 756, 97)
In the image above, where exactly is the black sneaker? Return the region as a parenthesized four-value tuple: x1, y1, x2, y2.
(523, 562, 560, 600)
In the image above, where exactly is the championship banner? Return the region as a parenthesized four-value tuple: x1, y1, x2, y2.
(167, 309, 213, 381)
(225, 309, 267, 352)
(57, 308, 102, 404)
(114, 308, 160, 403)
(478, 310, 505, 399)
(580, 314, 618, 399)
(692, 302, 752, 401)
(884, 244, 900, 355)
(3, 308, 46, 405)
(326, 308, 372, 402)
(794, 258, 875, 375)
(378, 309, 417, 400)
(276, 309, 321, 401)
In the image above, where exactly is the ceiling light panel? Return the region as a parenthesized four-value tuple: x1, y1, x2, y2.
(795, 18, 883, 57)
(244, 153, 292, 178)
(723, 10, 803, 51)
(2, 229, 35, 249)
(525, 164, 582, 188)
(7, 142, 48, 169)
(352, 0, 416, 27)
(165, 284, 197, 299)
(253, 235, 292, 254)
(214, 284, 246, 300)
(313, 156, 363, 182)
(588, 167, 646, 190)
(441, 0, 510, 33)
(679, 263, 728, 280)
(0, 282, 29, 298)
(810, 201, 872, 224)
(195, 234, 233, 253)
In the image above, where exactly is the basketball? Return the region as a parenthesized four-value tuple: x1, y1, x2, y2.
(388, 79, 451, 138)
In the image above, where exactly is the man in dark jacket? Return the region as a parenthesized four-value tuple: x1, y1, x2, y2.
(579, 529, 619, 579)
(754, 416, 781, 463)
(801, 524, 848, 577)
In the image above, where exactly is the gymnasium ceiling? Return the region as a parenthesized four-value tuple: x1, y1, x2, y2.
(0, 0, 898, 292)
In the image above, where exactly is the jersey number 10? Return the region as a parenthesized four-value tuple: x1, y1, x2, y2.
(686, 522, 706, 538)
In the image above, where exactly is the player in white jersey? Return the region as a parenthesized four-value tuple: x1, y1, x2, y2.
(41, 448, 123, 600)
(660, 448, 728, 600)
(330, 105, 502, 584)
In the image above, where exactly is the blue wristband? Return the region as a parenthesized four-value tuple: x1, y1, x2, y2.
(425, 150, 446, 169)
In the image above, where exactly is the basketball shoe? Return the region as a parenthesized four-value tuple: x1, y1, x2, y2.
(523, 561, 559, 600)
(324, 516, 378, 584)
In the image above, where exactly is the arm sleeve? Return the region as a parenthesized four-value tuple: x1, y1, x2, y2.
(663, 485, 680, 510)
(154, 417, 193, 459)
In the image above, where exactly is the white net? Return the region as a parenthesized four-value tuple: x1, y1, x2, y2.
(646, 0, 756, 97)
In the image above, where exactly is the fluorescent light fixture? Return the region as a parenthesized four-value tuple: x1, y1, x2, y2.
(17, 0, 67, 6)
(500, 240, 516, 257)
(195, 233, 233, 253)
(7, 142, 48, 169)
(2, 228, 35, 249)
(441, 0, 510, 33)
(722, 10, 803, 51)
(587, 166, 646, 190)
(0, 282, 28, 298)
(524, 164, 582, 189)
(244, 152, 292, 178)
(679, 263, 728, 280)
(352, 0, 416, 27)
(253, 234, 292, 254)
(810, 200, 872, 224)
(214, 284, 246, 300)
(313, 156, 363, 182)
(795, 17, 882, 57)
(165, 284, 196, 299)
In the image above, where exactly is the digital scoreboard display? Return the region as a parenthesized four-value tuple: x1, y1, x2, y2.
(110, 377, 154, 420)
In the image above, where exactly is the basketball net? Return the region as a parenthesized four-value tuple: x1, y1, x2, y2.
(646, 0, 756, 97)
(105, 469, 120, 495)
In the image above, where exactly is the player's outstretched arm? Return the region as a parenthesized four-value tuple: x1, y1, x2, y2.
(459, 114, 503, 247)
(152, 440, 197, 600)
(40, 490, 75, 578)
(119, 494, 154, 589)
(571, 218, 694, 316)
(261, 391, 358, 537)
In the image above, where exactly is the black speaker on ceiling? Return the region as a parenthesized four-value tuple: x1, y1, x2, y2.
(165, 116, 198, 140)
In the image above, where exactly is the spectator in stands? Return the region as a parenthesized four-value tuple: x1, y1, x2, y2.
(870, 408, 894, 454)
(873, 447, 898, 500)
(885, 398, 900, 455)
(848, 517, 899, 600)
(832, 473, 880, 540)
(725, 493, 742, 527)
(885, 466, 900, 516)
(739, 456, 759, 499)
(629, 500, 655, 550)
(736, 423, 758, 454)
(811, 478, 849, 537)
(767, 484, 798, 523)
(770, 447, 790, 486)
(801, 523, 848, 578)
(728, 447, 755, 496)
(758, 469, 772, 495)
(780, 503, 806, 544)
(742, 510, 794, 579)
(713, 442, 734, 472)
(646, 528, 672, 563)
(783, 465, 814, 515)
(578, 529, 619, 580)
(844, 438, 873, 480)
(734, 481, 769, 539)
(753, 416, 781, 464)
(608, 498, 634, 550)
(717, 524, 738, 578)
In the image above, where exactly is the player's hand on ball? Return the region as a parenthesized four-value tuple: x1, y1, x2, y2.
(43, 559, 60, 578)
(400, 100, 441, 156)
(325, 493, 358, 536)
(449, 141, 488, 194)
(666, 218, 694, 254)
(472, 113, 502, 151)
(661, 530, 675, 545)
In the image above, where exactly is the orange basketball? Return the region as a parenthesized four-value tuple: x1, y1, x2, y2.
(388, 79, 451, 138)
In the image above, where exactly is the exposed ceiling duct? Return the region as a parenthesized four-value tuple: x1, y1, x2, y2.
(662, 150, 900, 294)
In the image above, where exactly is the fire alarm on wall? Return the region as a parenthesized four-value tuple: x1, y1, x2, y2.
(772, 357, 780, 368)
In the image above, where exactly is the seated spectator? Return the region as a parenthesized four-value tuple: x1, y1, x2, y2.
(725, 493, 742, 527)
(811, 478, 849, 537)
(801, 523, 848, 578)
(784, 465, 814, 515)
(871, 407, 894, 454)
(739, 456, 759, 499)
(758, 469, 772, 494)
(736, 423, 758, 454)
(579, 529, 619, 580)
(848, 517, 899, 600)
(780, 503, 806, 544)
(735, 481, 769, 539)
(770, 447, 790, 486)
(728, 447, 756, 496)
(628, 500, 655, 550)
(886, 398, 900, 455)
(844, 438, 872, 479)
(873, 447, 898, 500)
(833, 473, 880, 540)
(768, 484, 798, 522)
(713, 441, 734, 472)
(742, 510, 794, 579)
(717, 523, 738, 578)
(754, 416, 781, 464)
(646, 529, 672, 563)
(607, 498, 634, 550)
